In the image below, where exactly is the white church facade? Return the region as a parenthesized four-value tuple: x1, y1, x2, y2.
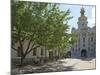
(70, 7, 96, 58)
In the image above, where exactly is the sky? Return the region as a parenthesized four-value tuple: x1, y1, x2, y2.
(59, 4, 95, 32)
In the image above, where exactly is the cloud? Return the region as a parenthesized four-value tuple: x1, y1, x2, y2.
(92, 7, 95, 18)
(88, 18, 95, 27)
(88, 7, 95, 27)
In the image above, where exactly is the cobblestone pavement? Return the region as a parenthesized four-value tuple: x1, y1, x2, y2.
(12, 58, 96, 74)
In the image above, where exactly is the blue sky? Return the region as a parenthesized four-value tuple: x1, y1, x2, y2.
(59, 4, 95, 32)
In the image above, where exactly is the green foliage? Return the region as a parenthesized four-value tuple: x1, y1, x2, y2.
(11, 1, 74, 64)
(68, 32, 77, 45)
(12, 1, 72, 49)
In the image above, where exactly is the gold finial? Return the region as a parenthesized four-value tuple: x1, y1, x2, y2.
(80, 6, 85, 16)
(78, 6, 87, 21)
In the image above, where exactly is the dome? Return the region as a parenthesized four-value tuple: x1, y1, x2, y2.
(78, 16, 87, 21)
(80, 7, 85, 15)
(78, 7, 87, 21)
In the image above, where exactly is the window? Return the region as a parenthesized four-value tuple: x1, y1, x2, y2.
(91, 37, 93, 42)
(88, 38, 90, 42)
(91, 44, 93, 47)
(33, 49, 36, 56)
(91, 33, 94, 35)
(83, 38, 85, 42)
(91, 48, 93, 51)
(72, 48, 74, 51)
(41, 48, 44, 56)
(83, 44, 85, 47)
(78, 48, 80, 51)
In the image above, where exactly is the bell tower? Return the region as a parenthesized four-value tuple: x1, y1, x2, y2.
(77, 7, 88, 30)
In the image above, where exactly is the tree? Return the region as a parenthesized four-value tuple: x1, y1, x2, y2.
(68, 32, 77, 45)
(68, 32, 77, 56)
(11, 1, 72, 65)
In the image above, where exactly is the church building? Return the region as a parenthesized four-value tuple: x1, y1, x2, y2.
(70, 7, 96, 58)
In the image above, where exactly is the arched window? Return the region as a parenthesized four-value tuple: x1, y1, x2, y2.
(91, 37, 93, 42)
(83, 44, 85, 47)
(83, 37, 85, 42)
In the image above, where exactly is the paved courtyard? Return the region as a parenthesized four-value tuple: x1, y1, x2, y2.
(58, 58, 96, 70)
(12, 58, 96, 74)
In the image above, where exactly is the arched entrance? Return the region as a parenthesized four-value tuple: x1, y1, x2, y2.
(67, 51, 71, 58)
(81, 49, 87, 57)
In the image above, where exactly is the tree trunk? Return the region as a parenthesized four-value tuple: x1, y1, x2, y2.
(20, 55, 26, 66)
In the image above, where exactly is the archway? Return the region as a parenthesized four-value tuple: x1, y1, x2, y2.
(81, 49, 87, 57)
(67, 51, 71, 58)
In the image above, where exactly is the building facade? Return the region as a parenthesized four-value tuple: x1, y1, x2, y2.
(70, 7, 96, 58)
(12, 46, 59, 63)
(11, 40, 60, 64)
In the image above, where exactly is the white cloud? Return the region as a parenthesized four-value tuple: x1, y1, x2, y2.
(88, 7, 95, 27)
(88, 18, 95, 27)
(92, 7, 95, 18)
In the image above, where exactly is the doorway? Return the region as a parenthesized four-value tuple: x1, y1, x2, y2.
(49, 51, 53, 61)
(81, 49, 87, 57)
